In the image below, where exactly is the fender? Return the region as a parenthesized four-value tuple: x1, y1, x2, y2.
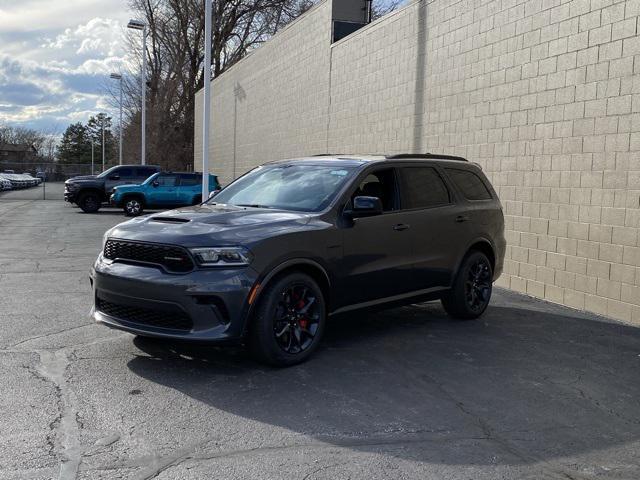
(452, 236, 497, 284)
(240, 258, 332, 336)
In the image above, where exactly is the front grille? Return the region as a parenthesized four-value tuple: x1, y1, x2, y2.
(96, 296, 193, 331)
(104, 239, 194, 273)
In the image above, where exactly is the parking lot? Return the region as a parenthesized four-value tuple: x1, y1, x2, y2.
(0, 198, 639, 479)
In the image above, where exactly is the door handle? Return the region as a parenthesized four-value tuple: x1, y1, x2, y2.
(455, 215, 469, 223)
(393, 223, 410, 231)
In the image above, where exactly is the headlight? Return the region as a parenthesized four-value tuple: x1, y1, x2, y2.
(66, 183, 79, 191)
(190, 247, 252, 267)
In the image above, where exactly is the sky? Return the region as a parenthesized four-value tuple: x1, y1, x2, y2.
(0, 0, 408, 136)
(0, 0, 132, 134)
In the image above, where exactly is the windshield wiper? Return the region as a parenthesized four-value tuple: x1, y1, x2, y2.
(235, 204, 274, 209)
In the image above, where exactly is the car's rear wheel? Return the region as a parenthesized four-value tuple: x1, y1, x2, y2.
(249, 272, 326, 367)
(124, 197, 144, 216)
(78, 192, 101, 213)
(441, 250, 493, 320)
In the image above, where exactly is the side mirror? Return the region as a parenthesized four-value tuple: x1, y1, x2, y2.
(108, 174, 120, 180)
(348, 196, 383, 218)
(208, 188, 221, 200)
(152, 180, 159, 187)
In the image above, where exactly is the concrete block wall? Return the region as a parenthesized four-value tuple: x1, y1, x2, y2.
(195, 0, 640, 324)
(194, 1, 333, 185)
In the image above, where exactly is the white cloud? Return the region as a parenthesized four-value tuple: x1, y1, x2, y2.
(0, 1, 131, 132)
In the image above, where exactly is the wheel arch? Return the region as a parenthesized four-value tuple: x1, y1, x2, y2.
(467, 239, 496, 271)
(242, 259, 332, 336)
(121, 192, 146, 204)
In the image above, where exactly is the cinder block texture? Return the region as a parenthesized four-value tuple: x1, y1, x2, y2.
(195, 0, 640, 325)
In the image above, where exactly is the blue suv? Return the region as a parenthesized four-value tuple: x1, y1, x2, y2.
(111, 172, 220, 216)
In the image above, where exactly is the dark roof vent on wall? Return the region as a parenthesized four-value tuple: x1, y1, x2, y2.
(333, 21, 368, 42)
(332, 0, 371, 43)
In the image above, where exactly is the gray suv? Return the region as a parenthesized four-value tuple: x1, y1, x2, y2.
(91, 154, 505, 366)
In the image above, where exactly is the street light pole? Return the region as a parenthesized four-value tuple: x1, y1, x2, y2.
(202, 0, 212, 202)
(101, 115, 105, 172)
(127, 19, 147, 166)
(110, 73, 123, 165)
(91, 140, 94, 175)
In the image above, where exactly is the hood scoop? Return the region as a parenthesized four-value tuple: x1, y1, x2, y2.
(150, 216, 191, 224)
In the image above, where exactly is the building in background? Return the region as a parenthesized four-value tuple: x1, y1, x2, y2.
(196, 0, 640, 325)
(0, 143, 37, 166)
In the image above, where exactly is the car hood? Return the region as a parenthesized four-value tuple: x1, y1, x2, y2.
(113, 183, 143, 192)
(107, 203, 313, 247)
(66, 175, 99, 183)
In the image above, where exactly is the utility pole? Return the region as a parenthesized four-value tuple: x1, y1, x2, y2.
(101, 115, 105, 172)
(91, 140, 94, 175)
(110, 73, 123, 165)
(202, 0, 213, 201)
(127, 19, 147, 165)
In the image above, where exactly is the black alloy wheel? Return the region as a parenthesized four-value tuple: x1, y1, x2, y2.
(464, 256, 492, 313)
(273, 283, 321, 354)
(79, 192, 100, 213)
(441, 250, 493, 320)
(249, 272, 326, 366)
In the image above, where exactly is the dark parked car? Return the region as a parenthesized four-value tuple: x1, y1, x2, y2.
(64, 165, 160, 213)
(91, 154, 505, 366)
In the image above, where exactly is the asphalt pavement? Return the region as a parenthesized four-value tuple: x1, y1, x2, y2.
(0, 198, 639, 480)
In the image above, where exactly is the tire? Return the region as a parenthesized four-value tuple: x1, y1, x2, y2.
(78, 192, 101, 213)
(248, 272, 326, 367)
(441, 250, 493, 320)
(124, 197, 144, 216)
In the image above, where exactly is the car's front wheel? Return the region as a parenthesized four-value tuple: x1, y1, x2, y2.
(249, 272, 326, 367)
(124, 197, 144, 216)
(441, 250, 493, 320)
(78, 192, 101, 213)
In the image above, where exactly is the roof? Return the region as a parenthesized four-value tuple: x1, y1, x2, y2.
(267, 153, 469, 166)
(0, 143, 37, 153)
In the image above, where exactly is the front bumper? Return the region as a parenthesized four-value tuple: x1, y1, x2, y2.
(109, 194, 121, 207)
(64, 187, 77, 203)
(91, 255, 259, 342)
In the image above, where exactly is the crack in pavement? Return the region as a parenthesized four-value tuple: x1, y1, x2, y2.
(35, 349, 82, 480)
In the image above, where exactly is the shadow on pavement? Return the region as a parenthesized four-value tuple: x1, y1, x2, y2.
(127, 300, 640, 466)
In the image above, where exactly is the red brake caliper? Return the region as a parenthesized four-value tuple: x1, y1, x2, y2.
(296, 298, 308, 329)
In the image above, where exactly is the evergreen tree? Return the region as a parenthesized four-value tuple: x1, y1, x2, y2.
(57, 123, 91, 164)
(57, 114, 116, 165)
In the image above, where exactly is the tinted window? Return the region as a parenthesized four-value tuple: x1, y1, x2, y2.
(351, 169, 398, 212)
(445, 168, 492, 201)
(179, 174, 201, 186)
(155, 175, 178, 187)
(401, 167, 450, 209)
(137, 167, 157, 179)
(116, 168, 134, 178)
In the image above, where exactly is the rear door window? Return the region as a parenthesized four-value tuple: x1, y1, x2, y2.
(445, 168, 492, 201)
(179, 174, 201, 186)
(156, 175, 178, 187)
(400, 167, 450, 209)
(115, 167, 134, 178)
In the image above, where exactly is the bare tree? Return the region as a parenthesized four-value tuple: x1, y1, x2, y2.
(112, 0, 401, 170)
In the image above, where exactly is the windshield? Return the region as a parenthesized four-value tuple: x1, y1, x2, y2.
(210, 164, 357, 212)
(97, 165, 120, 178)
(142, 173, 160, 184)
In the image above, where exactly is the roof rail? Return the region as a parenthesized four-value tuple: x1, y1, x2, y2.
(386, 153, 467, 162)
